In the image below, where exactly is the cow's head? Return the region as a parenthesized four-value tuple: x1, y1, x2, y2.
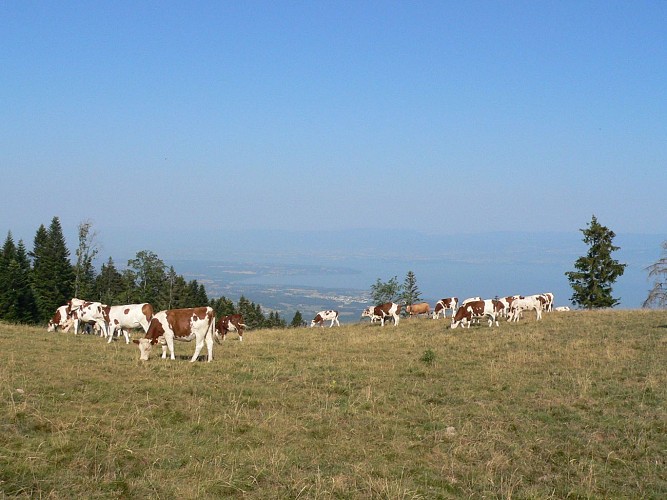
(133, 338, 153, 361)
(47, 321, 56, 332)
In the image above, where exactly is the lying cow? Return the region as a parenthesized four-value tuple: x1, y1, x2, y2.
(405, 302, 431, 317)
(215, 314, 246, 341)
(310, 310, 340, 327)
(134, 306, 215, 362)
(432, 297, 458, 319)
(451, 299, 503, 329)
(361, 302, 401, 326)
(105, 303, 154, 344)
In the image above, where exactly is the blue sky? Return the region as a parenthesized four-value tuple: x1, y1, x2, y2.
(2, 2, 666, 305)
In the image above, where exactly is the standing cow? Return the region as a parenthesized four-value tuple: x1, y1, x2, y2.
(68, 300, 110, 338)
(215, 314, 246, 341)
(105, 303, 154, 344)
(432, 297, 458, 319)
(405, 302, 431, 317)
(310, 310, 340, 327)
(451, 299, 503, 329)
(362, 302, 401, 327)
(134, 307, 215, 362)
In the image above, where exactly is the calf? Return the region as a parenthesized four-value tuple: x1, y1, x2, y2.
(215, 314, 246, 341)
(105, 303, 154, 344)
(406, 302, 430, 317)
(361, 302, 401, 326)
(451, 299, 502, 329)
(134, 307, 215, 362)
(310, 310, 340, 327)
(432, 297, 458, 319)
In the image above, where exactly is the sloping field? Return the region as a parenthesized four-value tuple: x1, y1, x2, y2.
(2, 310, 666, 498)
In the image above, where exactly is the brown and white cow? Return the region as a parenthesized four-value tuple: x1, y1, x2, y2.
(432, 297, 458, 319)
(47, 305, 73, 332)
(361, 302, 401, 326)
(215, 314, 246, 341)
(105, 303, 154, 344)
(133, 307, 215, 362)
(451, 299, 503, 329)
(68, 300, 110, 338)
(405, 302, 431, 317)
(310, 310, 340, 327)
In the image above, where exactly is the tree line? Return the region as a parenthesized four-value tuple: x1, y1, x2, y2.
(0, 217, 306, 328)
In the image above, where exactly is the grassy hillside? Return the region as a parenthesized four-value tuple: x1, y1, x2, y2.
(2, 310, 666, 498)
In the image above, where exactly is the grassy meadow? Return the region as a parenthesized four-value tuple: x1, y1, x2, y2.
(1, 309, 666, 498)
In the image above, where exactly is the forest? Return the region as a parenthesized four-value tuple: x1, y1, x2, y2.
(0, 217, 297, 329)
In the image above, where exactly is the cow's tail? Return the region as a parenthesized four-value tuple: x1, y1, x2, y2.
(209, 314, 219, 346)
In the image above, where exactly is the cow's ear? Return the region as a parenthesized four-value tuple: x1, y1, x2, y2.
(132, 339, 140, 344)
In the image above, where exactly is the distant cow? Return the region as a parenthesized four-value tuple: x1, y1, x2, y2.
(134, 307, 215, 362)
(432, 297, 458, 319)
(310, 310, 340, 327)
(451, 299, 503, 329)
(406, 302, 431, 317)
(554, 306, 570, 312)
(105, 303, 154, 344)
(215, 314, 246, 341)
(362, 302, 401, 327)
(508, 296, 543, 322)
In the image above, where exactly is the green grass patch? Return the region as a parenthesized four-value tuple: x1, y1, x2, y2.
(1, 310, 666, 498)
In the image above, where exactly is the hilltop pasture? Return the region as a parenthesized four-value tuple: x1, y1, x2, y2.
(1, 309, 666, 498)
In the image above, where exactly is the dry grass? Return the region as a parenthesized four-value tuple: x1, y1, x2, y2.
(1, 309, 666, 498)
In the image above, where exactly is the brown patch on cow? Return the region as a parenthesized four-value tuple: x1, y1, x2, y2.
(124, 308, 130, 315)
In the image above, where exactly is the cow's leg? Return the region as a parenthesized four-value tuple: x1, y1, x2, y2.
(73, 319, 80, 335)
(163, 336, 175, 360)
(122, 328, 130, 344)
(190, 339, 205, 362)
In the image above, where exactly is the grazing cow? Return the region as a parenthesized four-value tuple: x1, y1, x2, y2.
(215, 314, 247, 341)
(432, 297, 458, 319)
(451, 299, 502, 329)
(134, 307, 215, 362)
(406, 302, 431, 317)
(362, 302, 401, 326)
(69, 300, 110, 338)
(105, 303, 154, 344)
(508, 296, 543, 322)
(310, 310, 340, 328)
(47, 305, 73, 332)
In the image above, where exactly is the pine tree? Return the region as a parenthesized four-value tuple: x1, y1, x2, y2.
(565, 215, 626, 309)
(643, 240, 667, 308)
(209, 296, 236, 317)
(31, 218, 75, 322)
(290, 310, 305, 328)
(3, 241, 38, 323)
(94, 257, 125, 304)
(400, 271, 421, 306)
(0, 232, 18, 320)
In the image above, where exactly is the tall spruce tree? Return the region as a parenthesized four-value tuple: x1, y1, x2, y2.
(400, 271, 421, 306)
(290, 310, 305, 328)
(0, 232, 18, 320)
(31, 218, 75, 322)
(4, 241, 38, 323)
(565, 215, 626, 309)
(94, 257, 125, 304)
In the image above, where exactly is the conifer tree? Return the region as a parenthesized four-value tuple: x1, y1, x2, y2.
(94, 257, 125, 305)
(290, 310, 305, 328)
(73, 220, 99, 299)
(31, 218, 75, 322)
(400, 271, 421, 306)
(210, 296, 236, 317)
(565, 215, 626, 309)
(0, 232, 18, 320)
(3, 241, 38, 323)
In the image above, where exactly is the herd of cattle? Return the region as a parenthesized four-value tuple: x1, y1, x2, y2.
(46, 293, 566, 362)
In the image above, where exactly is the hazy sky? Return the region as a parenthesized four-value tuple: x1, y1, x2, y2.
(2, 1, 666, 245)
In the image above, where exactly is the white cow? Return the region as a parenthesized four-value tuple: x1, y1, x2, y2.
(106, 303, 154, 344)
(509, 296, 543, 322)
(69, 300, 110, 337)
(310, 310, 340, 327)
